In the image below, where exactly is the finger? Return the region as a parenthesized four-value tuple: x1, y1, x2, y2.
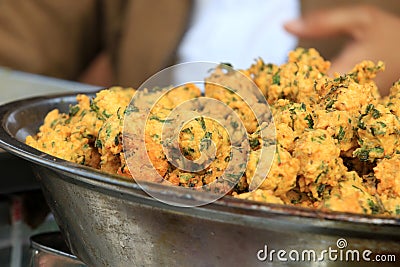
(328, 45, 361, 75)
(329, 45, 392, 95)
(284, 5, 374, 39)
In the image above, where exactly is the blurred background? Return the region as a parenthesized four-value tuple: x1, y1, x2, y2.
(0, 68, 98, 266)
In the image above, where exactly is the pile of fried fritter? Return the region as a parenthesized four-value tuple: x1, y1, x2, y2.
(27, 48, 400, 217)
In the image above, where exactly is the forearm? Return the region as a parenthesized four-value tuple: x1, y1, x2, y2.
(0, 0, 101, 80)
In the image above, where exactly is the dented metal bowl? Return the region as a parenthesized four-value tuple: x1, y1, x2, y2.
(0, 93, 399, 267)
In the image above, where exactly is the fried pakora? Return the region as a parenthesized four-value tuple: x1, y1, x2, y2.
(26, 48, 400, 217)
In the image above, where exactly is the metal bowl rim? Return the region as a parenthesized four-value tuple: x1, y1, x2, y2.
(0, 92, 399, 227)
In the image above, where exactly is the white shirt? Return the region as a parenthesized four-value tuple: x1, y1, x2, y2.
(177, 0, 299, 69)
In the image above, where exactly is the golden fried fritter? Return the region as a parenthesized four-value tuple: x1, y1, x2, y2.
(354, 103, 400, 161)
(293, 129, 347, 200)
(249, 48, 329, 106)
(26, 47, 400, 218)
(322, 171, 382, 215)
(245, 145, 299, 199)
(374, 155, 400, 198)
(26, 99, 101, 168)
(313, 109, 358, 154)
(235, 189, 284, 205)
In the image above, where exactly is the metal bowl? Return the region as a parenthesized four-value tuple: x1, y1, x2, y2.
(0, 93, 399, 267)
(30, 231, 86, 267)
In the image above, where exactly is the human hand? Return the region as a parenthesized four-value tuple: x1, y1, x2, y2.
(285, 5, 400, 96)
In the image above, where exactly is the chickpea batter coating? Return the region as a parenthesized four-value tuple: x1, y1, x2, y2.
(354, 103, 400, 161)
(385, 80, 400, 117)
(249, 48, 329, 106)
(245, 144, 299, 198)
(26, 47, 400, 217)
(313, 109, 358, 155)
(26, 108, 100, 168)
(293, 129, 347, 200)
(272, 99, 313, 139)
(205, 66, 260, 133)
(236, 189, 284, 205)
(163, 116, 232, 189)
(322, 171, 382, 215)
(374, 155, 400, 199)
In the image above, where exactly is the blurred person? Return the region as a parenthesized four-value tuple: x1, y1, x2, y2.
(0, 0, 399, 95)
(0, 0, 298, 88)
(286, 1, 400, 96)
